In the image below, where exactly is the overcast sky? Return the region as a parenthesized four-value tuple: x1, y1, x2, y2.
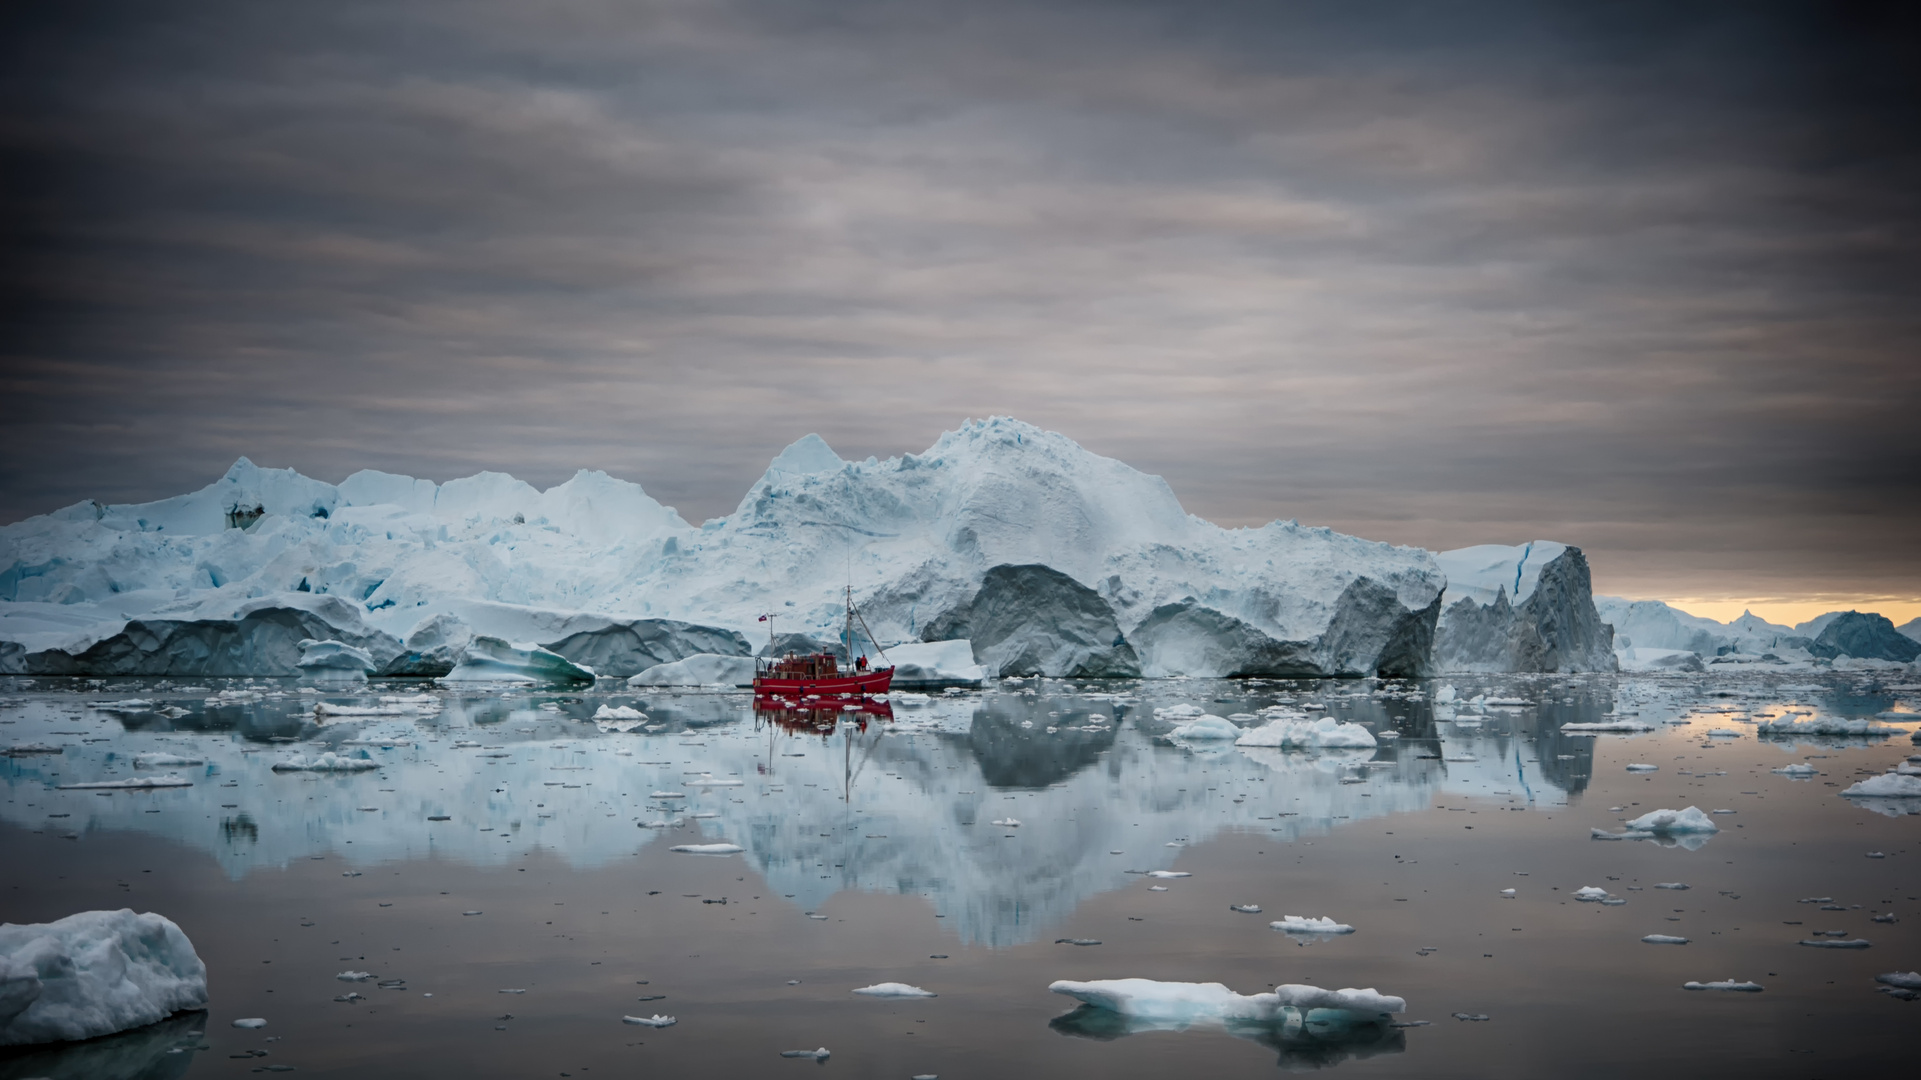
(3, 0, 1917, 620)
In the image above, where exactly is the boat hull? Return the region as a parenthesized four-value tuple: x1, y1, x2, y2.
(752, 667, 894, 698)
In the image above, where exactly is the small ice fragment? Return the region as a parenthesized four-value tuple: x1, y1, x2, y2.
(1625, 764, 1658, 772)
(622, 1014, 677, 1027)
(499, 989, 526, 994)
(1798, 939, 1870, 949)
(1055, 938, 1102, 946)
(1452, 1013, 1490, 1021)
(991, 818, 1021, 827)
(336, 970, 373, 981)
(1624, 807, 1719, 834)
(232, 1018, 267, 1029)
(462, 910, 482, 916)
(1145, 871, 1190, 879)
(1499, 889, 1516, 898)
(669, 843, 744, 855)
(852, 983, 936, 998)
(1772, 764, 1816, 776)
(650, 792, 687, 799)
(779, 1047, 831, 1060)
(1272, 915, 1355, 934)
(1684, 979, 1762, 992)
(1865, 852, 1886, 859)
(808, 914, 829, 920)
(1876, 971, 1921, 989)
(1230, 904, 1262, 914)
(1654, 883, 1690, 891)
(1572, 886, 1612, 902)
(1148, 886, 1168, 892)
(1642, 935, 1689, 945)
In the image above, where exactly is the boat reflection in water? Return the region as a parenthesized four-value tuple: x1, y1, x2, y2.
(752, 694, 894, 735)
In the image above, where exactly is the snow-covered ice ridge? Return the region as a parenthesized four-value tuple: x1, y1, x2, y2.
(2, 418, 1625, 678)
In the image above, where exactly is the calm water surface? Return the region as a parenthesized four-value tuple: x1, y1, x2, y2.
(1, 672, 1916, 1078)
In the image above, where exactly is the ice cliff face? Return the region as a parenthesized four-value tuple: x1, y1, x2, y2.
(0, 417, 1623, 676)
(1433, 544, 1616, 673)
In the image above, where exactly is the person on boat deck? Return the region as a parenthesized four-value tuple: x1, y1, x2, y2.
(855, 654, 868, 671)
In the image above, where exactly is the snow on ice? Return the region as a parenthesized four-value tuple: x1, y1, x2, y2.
(0, 910, 207, 1047)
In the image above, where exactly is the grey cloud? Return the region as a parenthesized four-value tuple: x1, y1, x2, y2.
(2, 0, 1916, 605)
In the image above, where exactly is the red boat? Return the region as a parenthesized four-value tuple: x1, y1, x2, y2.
(752, 587, 894, 699)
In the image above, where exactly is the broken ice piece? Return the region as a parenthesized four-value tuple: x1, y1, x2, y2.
(1654, 883, 1690, 891)
(1452, 1013, 1490, 1021)
(1145, 871, 1190, 879)
(462, 911, 483, 916)
(1625, 764, 1658, 772)
(1229, 904, 1262, 913)
(991, 818, 1020, 827)
(669, 844, 744, 855)
(1684, 979, 1762, 992)
(1798, 939, 1871, 949)
(852, 983, 935, 997)
(1641, 935, 1689, 945)
(1272, 915, 1355, 934)
(499, 989, 526, 994)
(622, 1014, 676, 1027)
(1876, 971, 1921, 990)
(232, 1018, 267, 1029)
(1572, 886, 1612, 902)
(1148, 886, 1167, 892)
(336, 970, 373, 981)
(1499, 889, 1516, 898)
(1055, 938, 1102, 946)
(780, 1047, 831, 1060)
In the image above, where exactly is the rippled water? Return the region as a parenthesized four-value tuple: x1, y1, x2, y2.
(2, 672, 1916, 1078)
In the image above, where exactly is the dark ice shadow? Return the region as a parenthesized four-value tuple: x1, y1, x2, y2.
(1049, 1004, 1406, 1069)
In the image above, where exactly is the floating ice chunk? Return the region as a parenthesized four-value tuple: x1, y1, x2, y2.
(1452, 1013, 1490, 1021)
(1625, 807, 1719, 834)
(1684, 979, 1762, 992)
(1047, 978, 1404, 1023)
(1146, 871, 1190, 879)
(90, 699, 156, 710)
(5, 744, 63, 756)
(1154, 704, 1207, 720)
(232, 1018, 266, 1029)
(336, 970, 373, 981)
(0, 909, 208, 1047)
(1230, 904, 1263, 914)
(593, 705, 645, 720)
(1798, 939, 1870, 949)
(1433, 685, 1457, 703)
(622, 1014, 676, 1027)
(1056, 938, 1102, 946)
(1757, 716, 1900, 736)
(779, 1047, 831, 1060)
(297, 639, 376, 676)
(132, 753, 204, 768)
(668, 843, 743, 855)
(1169, 715, 1241, 741)
(1499, 889, 1516, 898)
(1772, 764, 1817, 777)
(1654, 883, 1690, 891)
(650, 792, 686, 799)
(1841, 772, 1921, 798)
(991, 818, 1022, 827)
(1876, 971, 1921, 989)
(272, 752, 379, 772)
(1234, 716, 1375, 749)
(1272, 915, 1354, 934)
(1560, 720, 1656, 733)
(1625, 764, 1658, 772)
(852, 983, 936, 998)
(1572, 886, 1613, 902)
(686, 775, 743, 787)
(1641, 935, 1689, 945)
(56, 775, 193, 790)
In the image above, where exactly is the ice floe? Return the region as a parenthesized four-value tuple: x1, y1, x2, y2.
(1841, 772, 1921, 798)
(1271, 915, 1355, 935)
(1641, 935, 1689, 945)
(622, 1014, 676, 1027)
(852, 983, 936, 998)
(1684, 979, 1762, 992)
(271, 752, 379, 772)
(1625, 806, 1719, 834)
(1233, 716, 1376, 749)
(56, 775, 193, 790)
(668, 843, 744, 855)
(1048, 978, 1404, 1024)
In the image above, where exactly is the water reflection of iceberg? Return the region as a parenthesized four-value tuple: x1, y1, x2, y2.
(1049, 1002, 1405, 1069)
(0, 678, 1615, 946)
(0, 1010, 206, 1080)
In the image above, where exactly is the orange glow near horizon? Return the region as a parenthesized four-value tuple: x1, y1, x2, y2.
(1635, 596, 1921, 630)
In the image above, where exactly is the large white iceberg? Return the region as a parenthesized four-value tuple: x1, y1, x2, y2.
(1235, 716, 1376, 749)
(1757, 716, 1901, 737)
(1048, 978, 1403, 1024)
(1842, 773, 1921, 798)
(0, 909, 208, 1046)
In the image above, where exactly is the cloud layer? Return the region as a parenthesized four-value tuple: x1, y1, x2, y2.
(3, 0, 1917, 607)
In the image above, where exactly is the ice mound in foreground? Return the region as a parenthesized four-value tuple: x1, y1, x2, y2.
(1048, 979, 1403, 1024)
(442, 636, 595, 684)
(0, 909, 207, 1046)
(1236, 716, 1376, 748)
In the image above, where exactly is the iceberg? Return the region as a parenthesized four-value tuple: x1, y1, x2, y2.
(627, 653, 755, 687)
(1683, 979, 1762, 992)
(1168, 715, 1241, 741)
(1047, 979, 1404, 1024)
(924, 564, 1141, 678)
(1235, 716, 1376, 749)
(1271, 915, 1355, 934)
(442, 636, 595, 684)
(884, 639, 985, 689)
(1842, 773, 1921, 798)
(1625, 807, 1719, 834)
(1757, 716, 1902, 737)
(1432, 543, 1616, 673)
(0, 909, 208, 1046)
(622, 1014, 676, 1027)
(851, 983, 936, 998)
(296, 638, 376, 677)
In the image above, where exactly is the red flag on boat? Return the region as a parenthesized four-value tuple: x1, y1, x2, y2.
(758, 614, 768, 622)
